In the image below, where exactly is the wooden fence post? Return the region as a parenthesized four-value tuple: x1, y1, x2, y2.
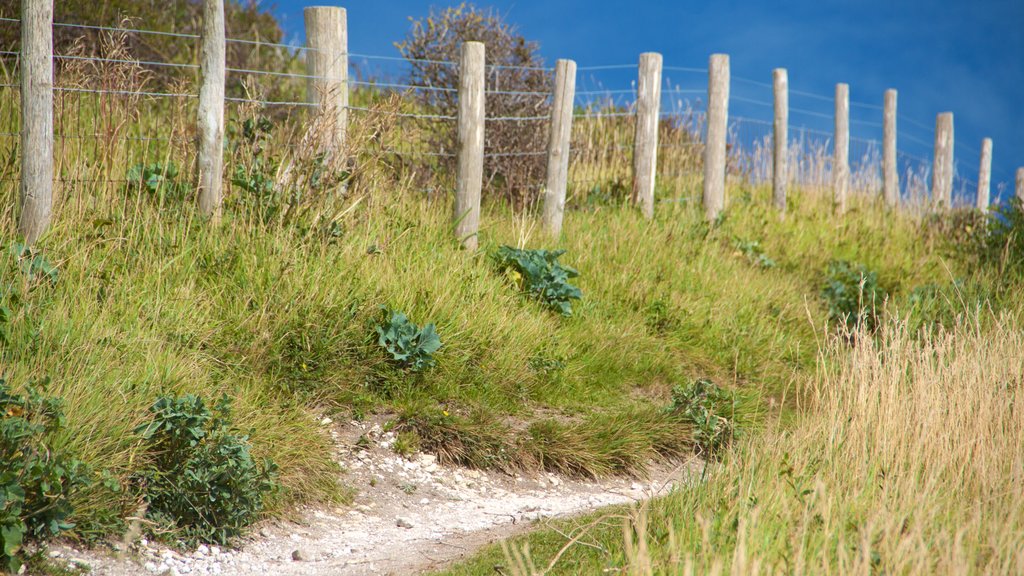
(977, 138, 992, 210)
(883, 89, 898, 207)
(833, 83, 849, 213)
(974, 138, 991, 210)
(197, 0, 225, 221)
(932, 112, 954, 208)
(543, 59, 576, 238)
(703, 53, 729, 222)
(632, 52, 662, 219)
(1017, 167, 1024, 203)
(304, 6, 347, 151)
(772, 68, 788, 213)
(18, 0, 53, 244)
(454, 41, 485, 250)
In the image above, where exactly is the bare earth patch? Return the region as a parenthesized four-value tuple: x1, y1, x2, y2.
(50, 417, 695, 576)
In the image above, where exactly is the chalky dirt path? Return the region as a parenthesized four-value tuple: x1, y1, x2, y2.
(52, 418, 694, 576)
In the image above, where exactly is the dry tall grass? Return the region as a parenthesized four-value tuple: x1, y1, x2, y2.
(497, 314, 1024, 575)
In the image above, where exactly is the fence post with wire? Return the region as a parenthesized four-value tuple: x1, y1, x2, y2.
(833, 83, 849, 214)
(772, 68, 788, 213)
(632, 52, 662, 219)
(932, 112, 954, 208)
(704, 53, 729, 222)
(977, 137, 992, 210)
(455, 41, 484, 250)
(304, 6, 347, 151)
(543, 58, 576, 237)
(18, 0, 53, 244)
(197, 0, 225, 221)
(883, 89, 898, 207)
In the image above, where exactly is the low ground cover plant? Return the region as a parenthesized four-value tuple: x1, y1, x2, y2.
(733, 239, 776, 269)
(665, 378, 737, 457)
(376, 310, 442, 372)
(494, 246, 582, 316)
(0, 379, 92, 573)
(125, 162, 191, 203)
(134, 394, 277, 546)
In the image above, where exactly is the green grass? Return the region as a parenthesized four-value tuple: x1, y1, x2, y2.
(0, 162, 973, 544)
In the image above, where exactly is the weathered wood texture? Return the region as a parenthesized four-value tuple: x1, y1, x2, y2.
(304, 6, 348, 150)
(632, 52, 662, 219)
(19, 0, 53, 244)
(932, 112, 954, 207)
(833, 83, 849, 213)
(543, 59, 576, 237)
(454, 42, 485, 250)
(976, 138, 992, 210)
(197, 0, 225, 221)
(703, 54, 729, 222)
(883, 89, 898, 207)
(772, 68, 788, 213)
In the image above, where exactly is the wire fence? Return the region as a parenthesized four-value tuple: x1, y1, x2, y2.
(0, 15, 1007, 214)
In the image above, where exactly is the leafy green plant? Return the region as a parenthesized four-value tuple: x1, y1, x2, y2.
(375, 310, 442, 372)
(494, 246, 583, 316)
(0, 378, 92, 573)
(644, 299, 680, 335)
(135, 394, 278, 546)
(821, 260, 885, 331)
(666, 379, 736, 457)
(10, 243, 58, 286)
(734, 239, 776, 269)
(125, 162, 191, 203)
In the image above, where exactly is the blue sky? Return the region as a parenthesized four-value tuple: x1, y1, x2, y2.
(269, 0, 1023, 201)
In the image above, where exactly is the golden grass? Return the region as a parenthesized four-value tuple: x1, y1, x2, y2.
(483, 313, 1024, 575)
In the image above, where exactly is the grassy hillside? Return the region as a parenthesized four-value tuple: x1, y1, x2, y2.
(1, 148, 993, 537)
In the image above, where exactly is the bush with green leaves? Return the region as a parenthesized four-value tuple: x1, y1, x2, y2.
(396, 3, 551, 206)
(665, 379, 736, 457)
(125, 162, 191, 203)
(0, 378, 92, 573)
(494, 246, 583, 316)
(821, 260, 886, 331)
(734, 239, 776, 269)
(135, 394, 277, 546)
(376, 310, 442, 372)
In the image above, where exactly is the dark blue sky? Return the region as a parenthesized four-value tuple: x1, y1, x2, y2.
(269, 0, 1023, 200)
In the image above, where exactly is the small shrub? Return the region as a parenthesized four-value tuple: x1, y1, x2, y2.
(135, 394, 277, 546)
(375, 310, 442, 372)
(733, 239, 776, 269)
(396, 3, 551, 206)
(125, 162, 191, 203)
(666, 379, 736, 457)
(494, 246, 583, 316)
(821, 260, 885, 332)
(0, 378, 92, 573)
